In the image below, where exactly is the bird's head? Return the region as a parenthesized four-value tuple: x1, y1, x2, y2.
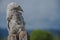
(7, 2, 23, 12)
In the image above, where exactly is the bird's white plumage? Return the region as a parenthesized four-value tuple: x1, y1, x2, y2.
(7, 2, 19, 10)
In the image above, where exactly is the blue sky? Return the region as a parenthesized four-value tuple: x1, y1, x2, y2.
(0, 0, 60, 30)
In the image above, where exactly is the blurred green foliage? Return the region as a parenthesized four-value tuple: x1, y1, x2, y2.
(0, 29, 60, 40)
(30, 29, 53, 40)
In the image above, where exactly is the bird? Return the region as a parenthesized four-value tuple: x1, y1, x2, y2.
(7, 2, 28, 40)
(6, 2, 25, 34)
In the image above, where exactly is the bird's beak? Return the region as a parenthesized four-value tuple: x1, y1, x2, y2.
(20, 9, 24, 12)
(18, 9, 24, 13)
(18, 8, 24, 13)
